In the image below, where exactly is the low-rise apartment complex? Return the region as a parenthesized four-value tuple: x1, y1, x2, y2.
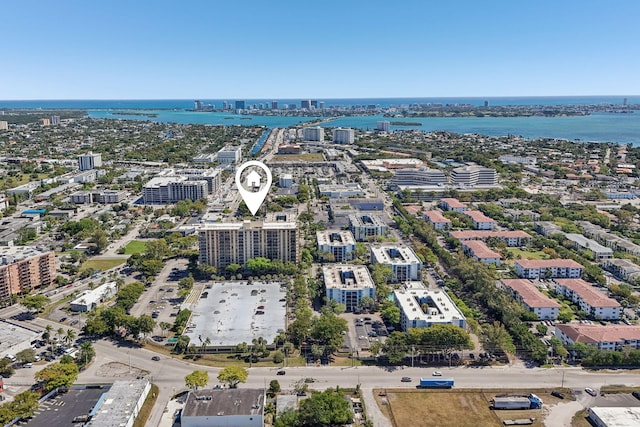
(370, 245, 422, 282)
(514, 259, 584, 279)
(394, 288, 466, 331)
(323, 265, 375, 312)
(553, 278, 621, 320)
(555, 324, 640, 351)
(499, 279, 560, 320)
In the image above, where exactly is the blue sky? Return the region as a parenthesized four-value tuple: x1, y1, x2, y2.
(2, 0, 639, 99)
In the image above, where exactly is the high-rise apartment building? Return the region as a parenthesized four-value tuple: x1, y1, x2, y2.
(300, 100, 311, 109)
(332, 128, 355, 144)
(303, 126, 324, 142)
(0, 121, 8, 131)
(198, 213, 299, 269)
(0, 247, 56, 307)
(376, 121, 390, 132)
(235, 100, 246, 110)
(78, 152, 103, 171)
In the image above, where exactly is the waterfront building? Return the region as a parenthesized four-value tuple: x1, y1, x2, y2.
(303, 126, 324, 142)
(0, 121, 7, 131)
(0, 247, 56, 306)
(316, 230, 356, 262)
(234, 100, 245, 110)
(323, 264, 375, 312)
(553, 278, 621, 320)
(301, 100, 311, 109)
(78, 152, 102, 171)
(198, 213, 299, 269)
(370, 245, 422, 282)
(217, 146, 242, 165)
(394, 287, 466, 331)
(499, 279, 560, 320)
(271, 100, 278, 109)
(332, 128, 355, 144)
(376, 121, 390, 132)
(450, 165, 497, 186)
(349, 213, 387, 241)
(515, 259, 584, 279)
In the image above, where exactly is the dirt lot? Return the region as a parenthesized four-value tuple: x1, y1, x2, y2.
(375, 389, 569, 427)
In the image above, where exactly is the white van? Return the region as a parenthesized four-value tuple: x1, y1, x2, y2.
(5, 354, 16, 362)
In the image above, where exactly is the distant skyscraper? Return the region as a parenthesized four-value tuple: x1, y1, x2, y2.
(235, 100, 245, 110)
(222, 101, 228, 110)
(0, 121, 8, 131)
(50, 115, 60, 125)
(310, 100, 318, 108)
(301, 100, 311, 109)
(624, 98, 628, 106)
(272, 101, 278, 109)
(483, 100, 489, 107)
(78, 152, 102, 171)
(194, 100, 204, 111)
(319, 101, 325, 109)
(376, 121, 390, 132)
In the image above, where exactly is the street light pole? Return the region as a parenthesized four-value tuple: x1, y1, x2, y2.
(561, 370, 565, 388)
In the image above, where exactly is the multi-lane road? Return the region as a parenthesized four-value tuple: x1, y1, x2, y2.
(69, 338, 640, 427)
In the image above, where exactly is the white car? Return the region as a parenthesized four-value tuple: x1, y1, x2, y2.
(432, 371, 442, 376)
(585, 387, 597, 396)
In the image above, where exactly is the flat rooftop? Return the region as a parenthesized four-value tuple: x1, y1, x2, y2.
(182, 388, 265, 418)
(316, 230, 356, 246)
(371, 245, 421, 265)
(394, 288, 466, 324)
(0, 320, 40, 355)
(322, 265, 375, 291)
(88, 380, 150, 426)
(185, 281, 286, 347)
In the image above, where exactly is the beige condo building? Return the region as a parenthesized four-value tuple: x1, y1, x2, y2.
(198, 213, 299, 269)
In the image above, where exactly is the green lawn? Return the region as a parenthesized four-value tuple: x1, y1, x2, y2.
(506, 248, 549, 260)
(124, 240, 147, 255)
(80, 258, 125, 271)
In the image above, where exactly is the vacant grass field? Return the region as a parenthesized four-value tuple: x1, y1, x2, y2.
(505, 248, 549, 264)
(80, 258, 125, 271)
(124, 240, 147, 255)
(271, 153, 325, 162)
(377, 389, 566, 427)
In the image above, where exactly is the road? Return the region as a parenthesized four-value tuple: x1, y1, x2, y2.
(68, 338, 640, 427)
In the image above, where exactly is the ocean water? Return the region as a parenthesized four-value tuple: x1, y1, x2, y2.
(2, 97, 639, 144)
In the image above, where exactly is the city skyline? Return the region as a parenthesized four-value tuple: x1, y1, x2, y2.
(3, 0, 640, 100)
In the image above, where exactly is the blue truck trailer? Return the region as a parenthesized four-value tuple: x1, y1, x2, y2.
(418, 378, 454, 388)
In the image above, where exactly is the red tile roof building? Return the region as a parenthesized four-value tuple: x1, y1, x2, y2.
(553, 278, 621, 320)
(449, 230, 531, 247)
(499, 279, 560, 320)
(461, 241, 501, 265)
(555, 324, 640, 350)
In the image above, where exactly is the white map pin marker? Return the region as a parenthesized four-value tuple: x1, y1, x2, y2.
(235, 160, 272, 215)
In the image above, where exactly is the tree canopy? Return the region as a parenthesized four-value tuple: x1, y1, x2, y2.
(217, 365, 248, 388)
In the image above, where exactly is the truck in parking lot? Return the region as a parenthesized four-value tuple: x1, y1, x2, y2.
(418, 378, 454, 388)
(492, 394, 543, 410)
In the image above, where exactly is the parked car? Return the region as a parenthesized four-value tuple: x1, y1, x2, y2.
(151, 356, 160, 361)
(632, 391, 640, 400)
(401, 377, 412, 382)
(585, 387, 597, 396)
(276, 370, 286, 375)
(432, 371, 442, 376)
(551, 391, 565, 399)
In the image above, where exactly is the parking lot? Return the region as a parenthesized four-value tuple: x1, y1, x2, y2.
(184, 281, 287, 347)
(342, 312, 388, 353)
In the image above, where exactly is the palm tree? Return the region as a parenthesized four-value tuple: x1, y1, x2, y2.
(57, 327, 65, 343)
(65, 329, 76, 345)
